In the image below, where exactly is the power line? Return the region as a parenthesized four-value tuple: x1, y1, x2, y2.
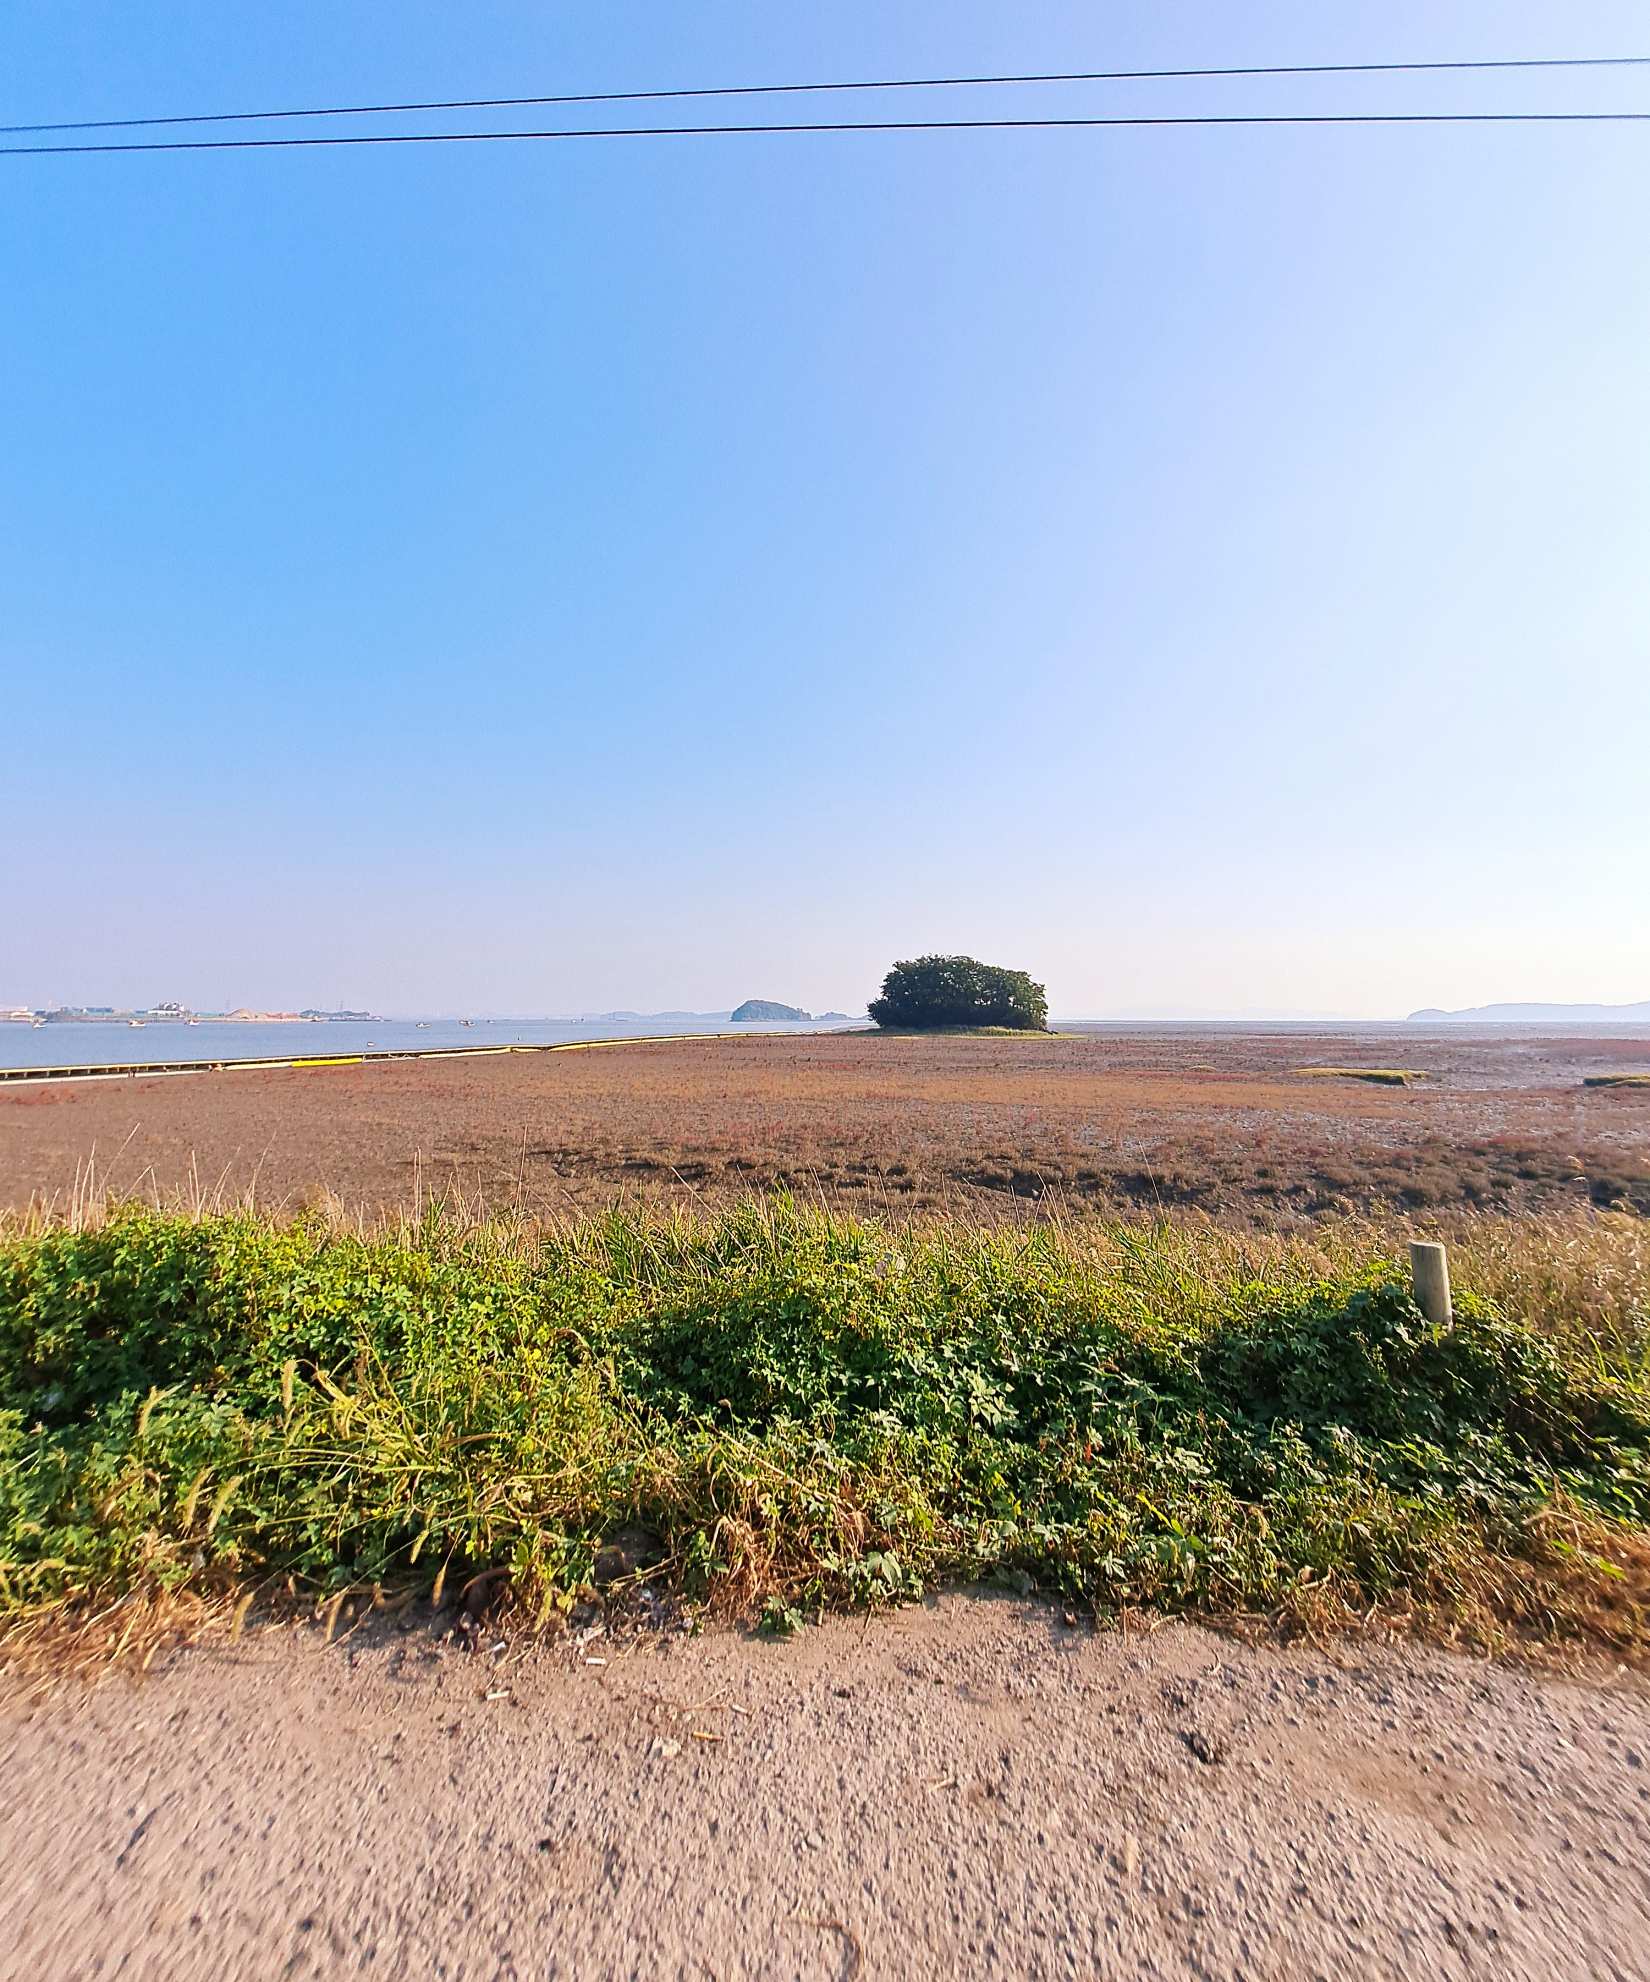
(5, 111, 1650, 158)
(3, 52, 1648, 137)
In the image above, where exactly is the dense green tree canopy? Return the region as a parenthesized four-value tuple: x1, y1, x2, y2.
(868, 955, 1048, 1033)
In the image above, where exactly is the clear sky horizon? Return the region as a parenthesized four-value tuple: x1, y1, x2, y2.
(5, 3, 1647, 1022)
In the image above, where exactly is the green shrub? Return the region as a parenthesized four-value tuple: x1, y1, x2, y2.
(868, 955, 1048, 1032)
(1, 1204, 1647, 1644)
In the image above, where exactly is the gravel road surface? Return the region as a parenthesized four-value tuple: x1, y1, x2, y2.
(5, 1596, 1649, 1979)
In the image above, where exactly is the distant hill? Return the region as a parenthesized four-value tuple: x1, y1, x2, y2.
(730, 999, 812, 1023)
(1407, 1000, 1650, 1023)
(580, 1010, 731, 1023)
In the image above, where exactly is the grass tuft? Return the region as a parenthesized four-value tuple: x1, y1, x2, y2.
(1, 1198, 1647, 1660)
(1296, 1067, 1428, 1086)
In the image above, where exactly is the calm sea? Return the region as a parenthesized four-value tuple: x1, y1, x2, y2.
(0, 1016, 856, 1073)
(6, 1016, 1637, 1076)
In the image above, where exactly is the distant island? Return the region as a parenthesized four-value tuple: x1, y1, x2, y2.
(730, 999, 812, 1023)
(1407, 999, 1650, 1023)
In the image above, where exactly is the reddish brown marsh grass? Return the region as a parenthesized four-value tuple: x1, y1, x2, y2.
(3, 1028, 1646, 1225)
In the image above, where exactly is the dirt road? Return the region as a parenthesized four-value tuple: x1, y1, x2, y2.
(5, 1597, 1648, 1980)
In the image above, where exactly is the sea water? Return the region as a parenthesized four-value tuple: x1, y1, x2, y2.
(0, 1016, 856, 1073)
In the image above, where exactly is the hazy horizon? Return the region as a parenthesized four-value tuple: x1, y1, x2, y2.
(10, 992, 1649, 1028)
(6, 1, 1647, 1016)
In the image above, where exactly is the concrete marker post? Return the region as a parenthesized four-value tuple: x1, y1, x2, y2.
(1409, 1241, 1452, 1326)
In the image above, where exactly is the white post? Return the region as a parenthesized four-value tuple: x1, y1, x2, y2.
(1409, 1241, 1452, 1326)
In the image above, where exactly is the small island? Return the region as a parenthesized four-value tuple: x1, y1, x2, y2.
(868, 955, 1048, 1032)
(729, 999, 812, 1023)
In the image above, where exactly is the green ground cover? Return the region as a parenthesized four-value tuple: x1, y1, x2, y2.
(2, 1202, 1647, 1650)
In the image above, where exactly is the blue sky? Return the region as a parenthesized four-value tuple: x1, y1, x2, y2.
(4, 2, 1647, 1018)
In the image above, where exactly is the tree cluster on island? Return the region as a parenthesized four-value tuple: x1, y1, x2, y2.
(868, 956, 1048, 1032)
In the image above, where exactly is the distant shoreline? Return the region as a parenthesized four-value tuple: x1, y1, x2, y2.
(9, 1010, 382, 1026)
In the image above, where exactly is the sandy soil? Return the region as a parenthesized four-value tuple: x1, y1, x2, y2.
(3, 1028, 1648, 1223)
(4, 1598, 1649, 1981)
